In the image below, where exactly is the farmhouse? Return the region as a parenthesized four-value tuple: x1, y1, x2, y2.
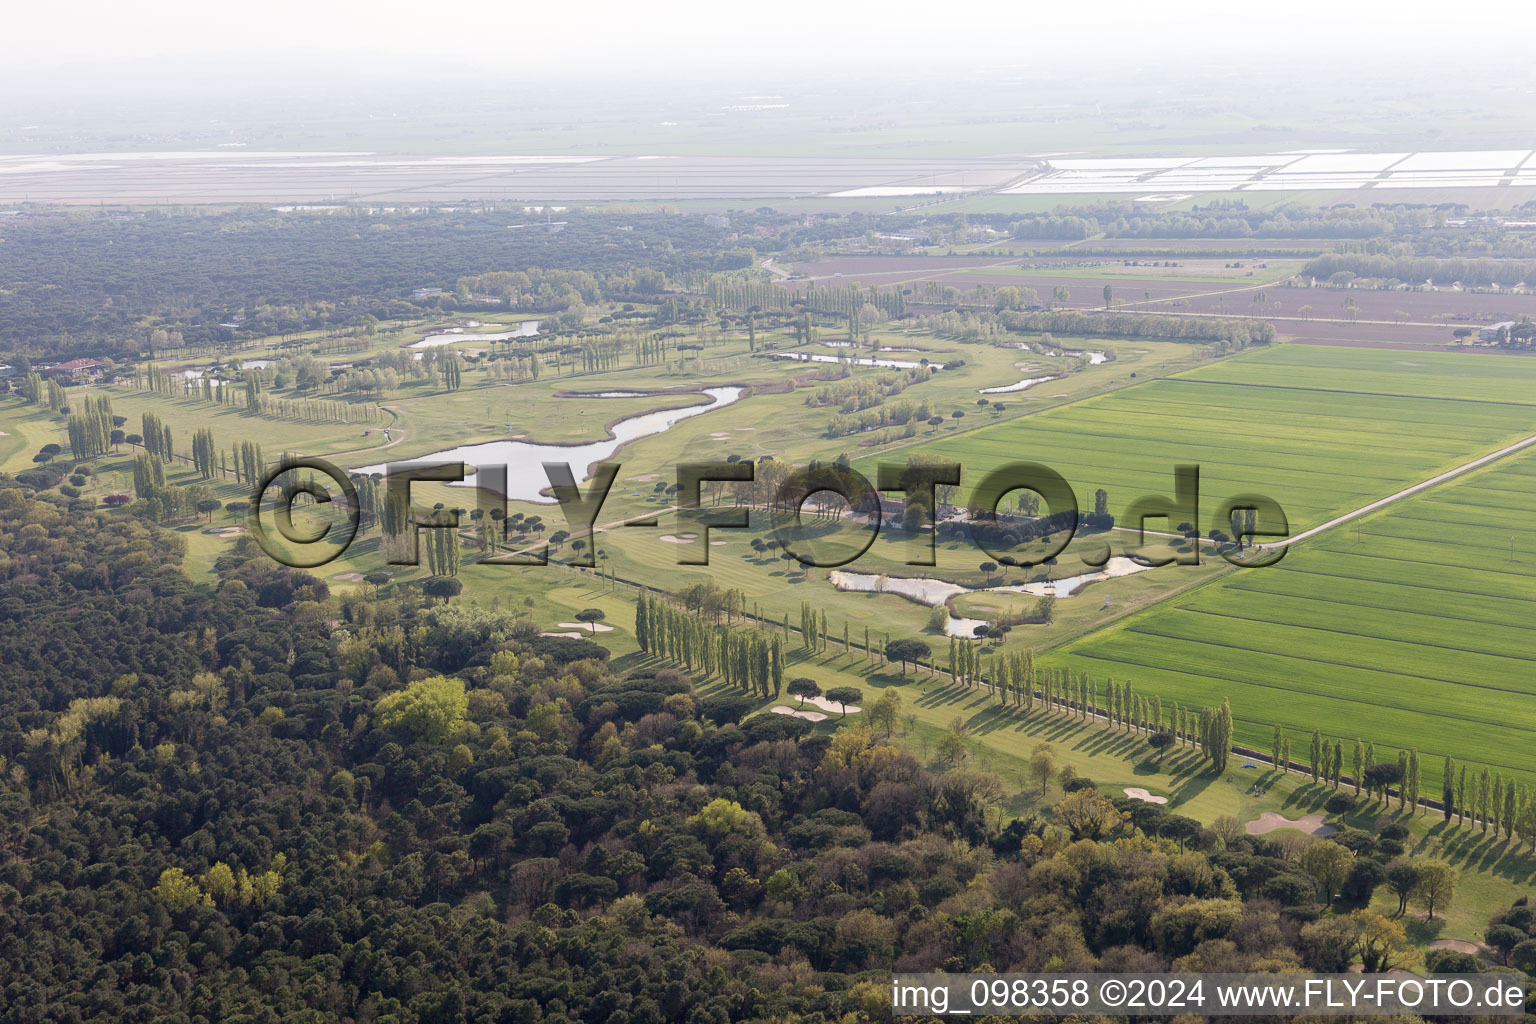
(41, 357, 105, 381)
(874, 496, 962, 527)
(1480, 321, 1517, 342)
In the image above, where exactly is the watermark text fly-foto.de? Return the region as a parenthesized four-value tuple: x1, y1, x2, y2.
(246, 456, 1290, 572)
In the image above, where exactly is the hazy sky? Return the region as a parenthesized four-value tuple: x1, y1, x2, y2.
(8, 0, 1523, 79)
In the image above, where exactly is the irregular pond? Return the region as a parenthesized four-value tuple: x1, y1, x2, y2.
(978, 375, 1060, 394)
(410, 321, 541, 349)
(765, 352, 945, 370)
(1063, 348, 1108, 364)
(355, 386, 744, 502)
(829, 556, 1153, 637)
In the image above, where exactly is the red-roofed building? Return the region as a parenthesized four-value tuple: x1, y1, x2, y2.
(41, 358, 105, 381)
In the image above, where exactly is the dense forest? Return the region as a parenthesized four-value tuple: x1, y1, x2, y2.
(1302, 250, 1536, 288)
(1, 476, 1532, 1023)
(0, 209, 760, 355)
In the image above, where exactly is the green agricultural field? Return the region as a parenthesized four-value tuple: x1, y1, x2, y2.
(1175, 343, 1536, 403)
(864, 344, 1536, 537)
(1051, 443, 1536, 791)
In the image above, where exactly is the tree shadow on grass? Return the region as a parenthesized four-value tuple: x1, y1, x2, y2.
(1033, 719, 1084, 744)
(609, 651, 649, 673)
(1401, 914, 1449, 945)
(969, 705, 1021, 736)
(1429, 822, 1536, 884)
(917, 684, 991, 711)
(1169, 769, 1218, 807)
(1276, 784, 1322, 812)
(1076, 730, 1147, 761)
(1163, 757, 1210, 788)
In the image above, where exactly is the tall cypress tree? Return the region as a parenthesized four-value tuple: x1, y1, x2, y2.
(1442, 757, 1455, 821)
(1478, 768, 1492, 832)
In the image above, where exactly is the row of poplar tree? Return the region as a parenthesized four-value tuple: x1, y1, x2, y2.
(134, 363, 378, 423)
(949, 639, 1235, 773)
(1287, 728, 1536, 847)
(65, 395, 117, 458)
(647, 587, 1240, 774)
(636, 594, 786, 699)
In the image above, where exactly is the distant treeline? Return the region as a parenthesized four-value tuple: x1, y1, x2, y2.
(1057, 246, 1335, 260)
(999, 309, 1277, 346)
(1303, 252, 1536, 288)
(1008, 201, 1404, 241)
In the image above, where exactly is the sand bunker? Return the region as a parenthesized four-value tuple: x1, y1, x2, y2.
(1124, 787, 1168, 804)
(556, 621, 614, 632)
(1245, 812, 1336, 836)
(539, 631, 587, 639)
(771, 705, 827, 722)
(659, 533, 698, 544)
(332, 572, 366, 582)
(628, 473, 660, 481)
(1429, 939, 1482, 955)
(798, 694, 862, 714)
(996, 557, 1153, 598)
(709, 540, 727, 546)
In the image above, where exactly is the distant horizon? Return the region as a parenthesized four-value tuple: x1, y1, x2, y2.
(3, 0, 1530, 81)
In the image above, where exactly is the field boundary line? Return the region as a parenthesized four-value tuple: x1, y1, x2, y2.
(1170, 605, 1536, 691)
(1169, 375, 1536, 409)
(1111, 624, 1536, 715)
(1259, 430, 1536, 550)
(1209, 576, 1536, 626)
